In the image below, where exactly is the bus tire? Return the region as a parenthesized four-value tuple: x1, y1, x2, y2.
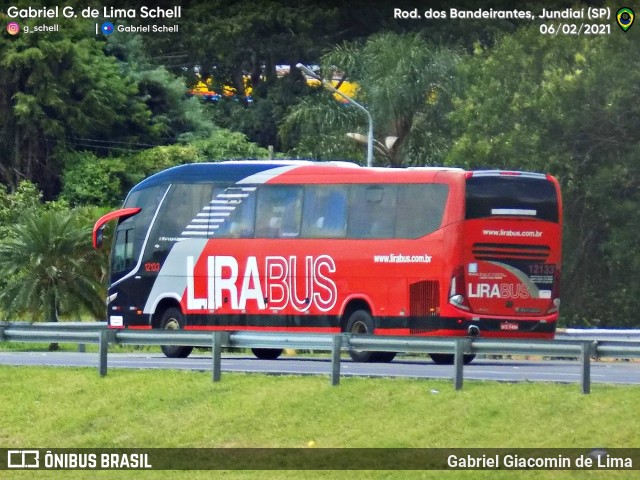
(344, 311, 397, 362)
(159, 307, 193, 359)
(430, 353, 476, 365)
(373, 351, 397, 363)
(345, 309, 377, 363)
(251, 348, 283, 360)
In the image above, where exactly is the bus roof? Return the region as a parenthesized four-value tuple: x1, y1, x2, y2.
(130, 160, 470, 193)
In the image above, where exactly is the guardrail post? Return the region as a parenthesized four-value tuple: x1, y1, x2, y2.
(0, 325, 5, 341)
(331, 334, 343, 386)
(454, 339, 470, 391)
(212, 331, 229, 383)
(99, 330, 109, 377)
(580, 341, 594, 394)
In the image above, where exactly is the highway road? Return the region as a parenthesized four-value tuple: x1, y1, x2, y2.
(1, 351, 639, 385)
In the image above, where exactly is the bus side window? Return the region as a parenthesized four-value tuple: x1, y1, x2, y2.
(302, 186, 348, 238)
(256, 186, 303, 238)
(211, 186, 256, 238)
(145, 183, 213, 261)
(395, 184, 449, 238)
(348, 185, 397, 239)
(112, 226, 134, 273)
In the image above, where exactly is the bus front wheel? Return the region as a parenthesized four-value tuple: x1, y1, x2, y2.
(159, 307, 193, 359)
(345, 310, 396, 363)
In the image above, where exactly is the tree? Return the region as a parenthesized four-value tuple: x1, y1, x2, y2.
(0, 181, 49, 237)
(168, 1, 414, 151)
(447, 25, 640, 327)
(60, 129, 271, 207)
(105, 32, 215, 144)
(0, 4, 219, 200)
(180, 1, 346, 94)
(281, 32, 459, 166)
(0, 209, 105, 331)
(0, 14, 155, 198)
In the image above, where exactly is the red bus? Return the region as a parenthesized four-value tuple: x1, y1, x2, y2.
(93, 161, 562, 364)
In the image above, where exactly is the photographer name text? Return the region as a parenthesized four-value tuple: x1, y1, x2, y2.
(6, 6, 181, 19)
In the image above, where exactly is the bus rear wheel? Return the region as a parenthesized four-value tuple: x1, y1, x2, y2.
(345, 310, 396, 363)
(430, 353, 476, 365)
(372, 351, 397, 363)
(251, 348, 283, 360)
(159, 307, 193, 359)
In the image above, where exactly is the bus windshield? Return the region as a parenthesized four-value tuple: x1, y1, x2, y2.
(111, 185, 167, 281)
(465, 174, 559, 222)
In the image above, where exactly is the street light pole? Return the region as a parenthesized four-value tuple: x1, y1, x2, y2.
(296, 63, 373, 167)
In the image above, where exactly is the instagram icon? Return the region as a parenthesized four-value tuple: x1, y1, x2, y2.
(7, 22, 20, 35)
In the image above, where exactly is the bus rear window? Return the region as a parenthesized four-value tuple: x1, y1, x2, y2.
(465, 175, 559, 222)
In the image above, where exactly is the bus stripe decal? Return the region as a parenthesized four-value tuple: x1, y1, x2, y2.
(146, 168, 292, 314)
(142, 238, 208, 315)
(180, 187, 256, 238)
(236, 165, 302, 184)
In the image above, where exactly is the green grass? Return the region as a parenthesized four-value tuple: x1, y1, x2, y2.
(1, 366, 639, 480)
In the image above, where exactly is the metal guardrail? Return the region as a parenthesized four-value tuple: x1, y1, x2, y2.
(2, 323, 640, 394)
(0, 322, 108, 352)
(559, 329, 640, 341)
(2, 322, 108, 330)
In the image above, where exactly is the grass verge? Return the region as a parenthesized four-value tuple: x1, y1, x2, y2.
(1, 366, 639, 480)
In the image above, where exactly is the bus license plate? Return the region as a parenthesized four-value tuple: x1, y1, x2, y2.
(500, 321, 519, 331)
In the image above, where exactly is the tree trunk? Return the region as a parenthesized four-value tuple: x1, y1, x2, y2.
(46, 294, 60, 351)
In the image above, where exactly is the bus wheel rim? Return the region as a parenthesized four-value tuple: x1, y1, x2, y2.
(351, 320, 368, 334)
(165, 318, 180, 330)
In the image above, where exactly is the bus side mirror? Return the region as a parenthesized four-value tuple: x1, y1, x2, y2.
(92, 207, 141, 249)
(94, 227, 104, 249)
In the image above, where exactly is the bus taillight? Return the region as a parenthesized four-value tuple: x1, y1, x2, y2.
(547, 269, 561, 314)
(449, 266, 471, 311)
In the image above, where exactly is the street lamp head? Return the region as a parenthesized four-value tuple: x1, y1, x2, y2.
(346, 132, 368, 144)
(295, 63, 321, 80)
(297, 63, 374, 168)
(385, 136, 398, 150)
